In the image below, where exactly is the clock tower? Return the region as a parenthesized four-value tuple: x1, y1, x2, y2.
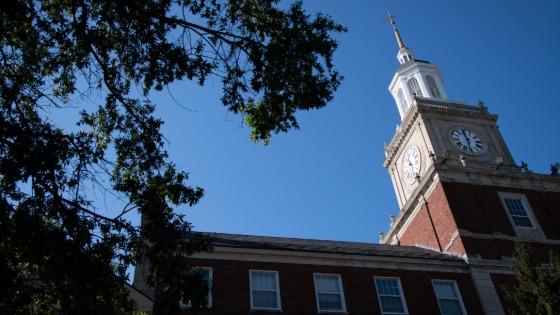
(380, 13, 560, 314)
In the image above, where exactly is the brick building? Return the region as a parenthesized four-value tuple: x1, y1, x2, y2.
(131, 14, 560, 315)
(132, 233, 485, 314)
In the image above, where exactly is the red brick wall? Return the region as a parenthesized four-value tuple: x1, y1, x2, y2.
(398, 181, 560, 259)
(442, 182, 560, 239)
(443, 182, 512, 235)
(181, 257, 484, 315)
(447, 236, 465, 256)
(398, 183, 464, 254)
(441, 182, 560, 259)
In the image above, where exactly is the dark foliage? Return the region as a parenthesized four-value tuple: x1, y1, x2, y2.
(503, 244, 560, 315)
(0, 0, 344, 313)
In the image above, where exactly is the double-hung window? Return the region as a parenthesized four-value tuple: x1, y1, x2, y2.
(374, 277, 408, 315)
(503, 197, 533, 228)
(432, 280, 467, 315)
(250, 270, 281, 310)
(314, 274, 346, 312)
(498, 192, 543, 239)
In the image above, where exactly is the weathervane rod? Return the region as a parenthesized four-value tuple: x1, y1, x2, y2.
(382, 10, 406, 49)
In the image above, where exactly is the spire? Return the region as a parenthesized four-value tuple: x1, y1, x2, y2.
(384, 11, 414, 65)
(386, 11, 449, 119)
(387, 11, 405, 49)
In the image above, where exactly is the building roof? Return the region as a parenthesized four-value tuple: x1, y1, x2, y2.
(203, 232, 464, 262)
(396, 58, 431, 71)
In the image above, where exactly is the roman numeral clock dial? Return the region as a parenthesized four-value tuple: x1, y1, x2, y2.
(402, 147, 421, 182)
(450, 128, 484, 154)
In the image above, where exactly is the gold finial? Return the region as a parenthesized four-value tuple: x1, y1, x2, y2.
(383, 11, 406, 49)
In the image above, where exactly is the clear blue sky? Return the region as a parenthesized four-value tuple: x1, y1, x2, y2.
(148, 1, 560, 244)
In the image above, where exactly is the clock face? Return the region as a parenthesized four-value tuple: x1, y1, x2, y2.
(402, 147, 421, 182)
(450, 128, 484, 154)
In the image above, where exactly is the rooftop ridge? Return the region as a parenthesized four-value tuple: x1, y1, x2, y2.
(194, 231, 464, 261)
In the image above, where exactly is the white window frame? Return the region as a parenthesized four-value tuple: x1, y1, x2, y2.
(179, 267, 212, 309)
(397, 88, 409, 115)
(426, 75, 441, 97)
(249, 270, 281, 311)
(498, 192, 544, 239)
(374, 277, 408, 315)
(432, 280, 467, 315)
(313, 273, 347, 313)
(407, 77, 423, 97)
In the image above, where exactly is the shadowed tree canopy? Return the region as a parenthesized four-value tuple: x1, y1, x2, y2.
(503, 244, 560, 315)
(0, 0, 345, 313)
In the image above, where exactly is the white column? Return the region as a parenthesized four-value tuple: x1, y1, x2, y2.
(469, 267, 505, 315)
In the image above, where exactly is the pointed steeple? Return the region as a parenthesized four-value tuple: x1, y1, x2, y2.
(387, 11, 405, 49)
(385, 12, 449, 120)
(387, 11, 414, 65)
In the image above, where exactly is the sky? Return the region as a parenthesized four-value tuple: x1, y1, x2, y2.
(144, 1, 560, 244)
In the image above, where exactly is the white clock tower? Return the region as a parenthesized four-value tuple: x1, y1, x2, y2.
(382, 13, 517, 212)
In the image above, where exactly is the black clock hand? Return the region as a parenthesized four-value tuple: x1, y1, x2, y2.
(461, 130, 471, 146)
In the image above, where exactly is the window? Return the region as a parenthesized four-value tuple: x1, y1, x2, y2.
(397, 89, 408, 114)
(250, 270, 281, 310)
(426, 75, 441, 97)
(407, 78, 423, 97)
(374, 277, 408, 315)
(503, 197, 533, 228)
(499, 192, 543, 239)
(180, 267, 212, 308)
(432, 280, 467, 315)
(314, 274, 346, 312)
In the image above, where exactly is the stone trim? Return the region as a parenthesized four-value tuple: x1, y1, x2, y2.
(192, 247, 470, 273)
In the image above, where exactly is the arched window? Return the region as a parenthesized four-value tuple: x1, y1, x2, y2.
(426, 76, 441, 97)
(397, 89, 408, 114)
(407, 78, 423, 97)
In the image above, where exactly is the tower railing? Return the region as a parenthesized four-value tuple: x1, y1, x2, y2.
(414, 97, 489, 114)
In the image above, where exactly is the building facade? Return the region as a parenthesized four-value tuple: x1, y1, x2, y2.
(133, 233, 486, 314)
(131, 14, 560, 315)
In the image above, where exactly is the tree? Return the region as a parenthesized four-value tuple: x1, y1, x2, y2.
(0, 0, 345, 313)
(503, 243, 560, 315)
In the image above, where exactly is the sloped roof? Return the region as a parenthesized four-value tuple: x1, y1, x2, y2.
(396, 58, 431, 71)
(203, 232, 463, 262)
